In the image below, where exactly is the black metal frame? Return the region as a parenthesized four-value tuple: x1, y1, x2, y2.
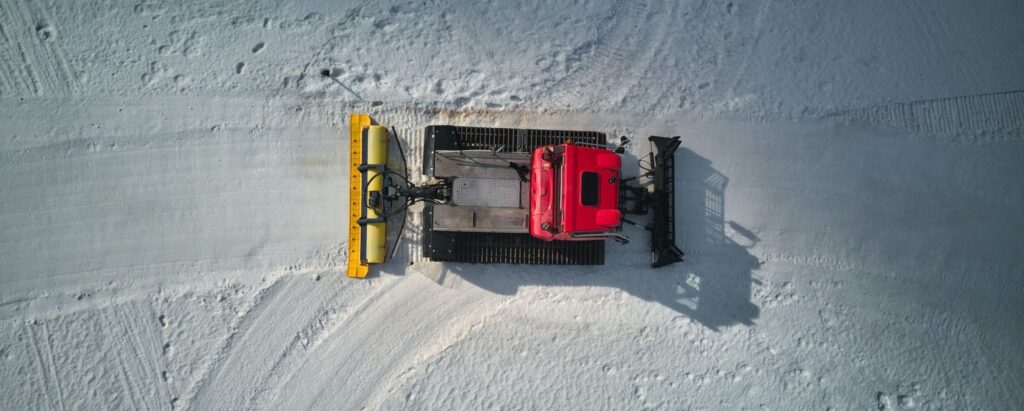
(647, 136, 685, 268)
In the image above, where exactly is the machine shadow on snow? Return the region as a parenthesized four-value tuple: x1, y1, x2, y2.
(386, 147, 761, 331)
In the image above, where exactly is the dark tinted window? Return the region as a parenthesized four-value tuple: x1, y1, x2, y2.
(581, 172, 599, 206)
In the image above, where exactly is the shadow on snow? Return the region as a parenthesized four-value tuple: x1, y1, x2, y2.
(383, 147, 761, 331)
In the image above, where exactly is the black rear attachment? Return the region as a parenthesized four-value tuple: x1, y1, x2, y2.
(619, 135, 685, 268)
(647, 136, 685, 268)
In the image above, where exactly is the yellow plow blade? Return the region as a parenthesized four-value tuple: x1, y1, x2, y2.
(346, 114, 389, 278)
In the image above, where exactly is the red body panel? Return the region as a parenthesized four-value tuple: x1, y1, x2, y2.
(529, 143, 621, 241)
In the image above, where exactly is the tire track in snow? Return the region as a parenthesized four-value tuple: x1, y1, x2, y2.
(0, 0, 74, 96)
(114, 302, 173, 409)
(266, 274, 508, 409)
(142, 302, 178, 408)
(0, 0, 36, 95)
(246, 275, 403, 407)
(909, 1, 981, 92)
(724, 0, 772, 101)
(187, 273, 378, 410)
(26, 322, 66, 411)
(23, 0, 74, 96)
(363, 291, 517, 409)
(832, 90, 1024, 144)
(37, 322, 69, 410)
(187, 275, 294, 409)
(543, 1, 670, 110)
(635, 0, 755, 115)
(0, 5, 16, 95)
(100, 308, 144, 409)
(38, 323, 69, 411)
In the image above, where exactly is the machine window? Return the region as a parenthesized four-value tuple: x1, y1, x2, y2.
(581, 171, 599, 206)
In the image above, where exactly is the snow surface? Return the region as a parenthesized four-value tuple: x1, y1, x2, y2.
(1, 0, 1023, 409)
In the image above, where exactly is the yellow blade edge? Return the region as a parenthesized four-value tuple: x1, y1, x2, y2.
(346, 114, 371, 278)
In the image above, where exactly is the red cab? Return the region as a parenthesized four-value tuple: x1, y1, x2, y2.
(529, 142, 622, 241)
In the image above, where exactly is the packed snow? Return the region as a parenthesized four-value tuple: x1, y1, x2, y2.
(1, 0, 1022, 409)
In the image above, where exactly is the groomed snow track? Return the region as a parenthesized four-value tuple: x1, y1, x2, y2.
(2, 0, 1024, 409)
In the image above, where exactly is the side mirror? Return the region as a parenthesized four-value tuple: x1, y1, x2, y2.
(615, 136, 629, 154)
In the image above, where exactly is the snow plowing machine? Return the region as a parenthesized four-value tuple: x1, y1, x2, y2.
(346, 113, 683, 278)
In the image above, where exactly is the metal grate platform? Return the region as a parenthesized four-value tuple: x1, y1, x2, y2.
(452, 177, 523, 208)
